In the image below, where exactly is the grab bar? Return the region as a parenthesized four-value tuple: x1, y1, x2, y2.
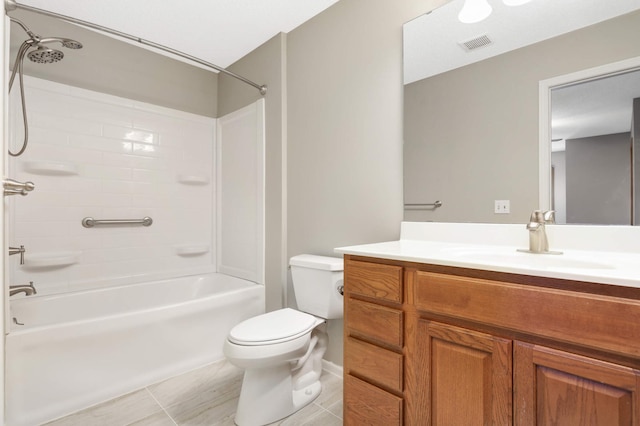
(404, 200, 443, 210)
(82, 216, 153, 228)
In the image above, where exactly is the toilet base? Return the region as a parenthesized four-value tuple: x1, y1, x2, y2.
(293, 379, 322, 410)
(234, 365, 322, 426)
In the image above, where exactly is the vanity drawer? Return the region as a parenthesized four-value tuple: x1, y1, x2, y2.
(414, 271, 640, 359)
(345, 337, 403, 392)
(344, 374, 403, 426)
(346, 298, 403, 348)
(346, 259, 403, 304)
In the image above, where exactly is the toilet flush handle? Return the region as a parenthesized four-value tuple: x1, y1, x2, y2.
(337, 283, 344, 296)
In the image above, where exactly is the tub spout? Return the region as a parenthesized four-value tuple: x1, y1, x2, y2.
(10, 281, 36, 297)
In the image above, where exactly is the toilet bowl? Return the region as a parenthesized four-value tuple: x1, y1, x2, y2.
(224, 254, 343, 426)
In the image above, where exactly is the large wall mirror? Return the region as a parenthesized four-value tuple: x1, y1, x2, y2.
(403, 0, 640, 225)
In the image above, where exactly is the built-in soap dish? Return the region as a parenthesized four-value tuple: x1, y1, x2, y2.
(23, 160, 79, 176)
(175, 245, 210, 256)
(176, 174, 210, 185)
(23, 251, 81, 269)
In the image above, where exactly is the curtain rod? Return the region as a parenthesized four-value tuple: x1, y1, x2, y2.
(5, 0, 268, 95)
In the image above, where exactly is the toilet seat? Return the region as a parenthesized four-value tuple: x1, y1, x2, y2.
(228, 308, 322, 346)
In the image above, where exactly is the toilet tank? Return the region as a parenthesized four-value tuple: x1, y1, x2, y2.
(289, 254, 344, 319)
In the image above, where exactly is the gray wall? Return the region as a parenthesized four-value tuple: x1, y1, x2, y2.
(286, 0, 449, 365)
(11, 9, 218, 117)
(551, 151, 566, 224)
(218, 0, 452, 366)
(566, 133, 631, 225)
(404, 10, 640, 224)
(634, 98, 640, 225)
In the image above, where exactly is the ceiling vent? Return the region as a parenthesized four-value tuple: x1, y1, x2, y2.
(459, 34, 492, 52)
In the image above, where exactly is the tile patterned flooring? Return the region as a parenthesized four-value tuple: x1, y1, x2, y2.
(43, 360, 343, 426)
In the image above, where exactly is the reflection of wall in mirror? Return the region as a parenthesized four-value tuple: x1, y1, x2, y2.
(553, 133, 631, 225)
(404, 11, 640, 224)
(634, 98, 640, 225)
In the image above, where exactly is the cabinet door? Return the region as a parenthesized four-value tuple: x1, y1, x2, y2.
(515, 342, 640, 425)
(413, 320, 512, 425)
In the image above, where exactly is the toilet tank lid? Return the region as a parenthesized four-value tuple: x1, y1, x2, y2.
(289, 254, 343, 271)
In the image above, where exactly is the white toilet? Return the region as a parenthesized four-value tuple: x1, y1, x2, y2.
(223, 254, 344, 426)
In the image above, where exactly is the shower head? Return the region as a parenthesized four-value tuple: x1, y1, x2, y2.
(8, 16, 83, 158)
(27, 45, 64, 63)
(62, 39, 83, 49)
(25, 37, 83, 63)
(38, 37, 83, 50)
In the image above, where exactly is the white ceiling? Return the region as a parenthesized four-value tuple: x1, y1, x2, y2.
(552, 69, 640, 141)
(13, 0, 340, 70)
(404, 0, 640, 84)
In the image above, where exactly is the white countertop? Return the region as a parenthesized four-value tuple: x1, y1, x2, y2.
(335, 222, 640, 289)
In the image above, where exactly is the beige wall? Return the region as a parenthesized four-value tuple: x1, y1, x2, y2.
(11, 9, 218, 117)
(404, 11, 640, 224)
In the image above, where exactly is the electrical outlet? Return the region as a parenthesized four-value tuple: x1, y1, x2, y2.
(494, 200, 510, 214)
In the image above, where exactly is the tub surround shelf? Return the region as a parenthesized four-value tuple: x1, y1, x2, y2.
(175, 245, 210, 256)
(23, 251, 81, 269)
(23, 160, 79, 176)
(176, 174, 210, 185)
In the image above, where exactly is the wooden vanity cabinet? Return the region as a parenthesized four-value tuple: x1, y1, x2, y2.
(343, 254, 640, 425)
(343, 258, 404, 425)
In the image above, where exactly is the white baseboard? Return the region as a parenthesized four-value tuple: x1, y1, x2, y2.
(322, 359, 343, 378)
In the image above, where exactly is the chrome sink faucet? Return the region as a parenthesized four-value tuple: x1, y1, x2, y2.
(9, 281, 36, 297)
(525, 210, 557, 254)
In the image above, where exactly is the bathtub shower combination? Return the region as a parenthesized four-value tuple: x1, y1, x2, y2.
(4, 5, 269, 425)
(6, 274, 264, 426)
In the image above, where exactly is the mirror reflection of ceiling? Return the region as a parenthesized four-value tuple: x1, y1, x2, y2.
(403, 0, 640, 84)
(13, 0, 340, 69)
(551, 69, 640, 142)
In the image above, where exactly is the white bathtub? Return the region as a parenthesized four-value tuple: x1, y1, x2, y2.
(6, 273, 264, 426)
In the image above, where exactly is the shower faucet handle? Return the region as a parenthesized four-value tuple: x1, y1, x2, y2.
(3, 178, 35, 192)
(4, 188, 29, 196)
(9, 245, 26, 265)
(3, 178, 35, 196)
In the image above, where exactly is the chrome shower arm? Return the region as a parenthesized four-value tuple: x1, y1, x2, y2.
(9, 16, 38, 39)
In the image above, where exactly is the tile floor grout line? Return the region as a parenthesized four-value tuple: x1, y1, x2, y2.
(144, 387, 179, 426)
(312, 400, 343, 421)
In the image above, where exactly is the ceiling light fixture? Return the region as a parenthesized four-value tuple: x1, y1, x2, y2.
(503, 0, 533, 5)
(502, 0, 531, 6)
(458, 0, 493, 24)
(458, 0, 533, 24)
